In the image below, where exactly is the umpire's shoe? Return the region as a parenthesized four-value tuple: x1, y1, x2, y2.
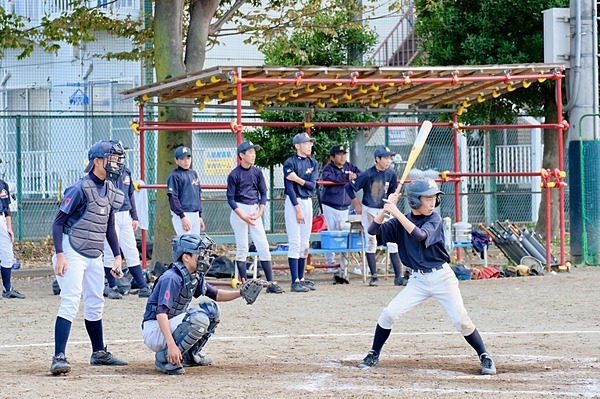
(50, 353, 71, 375)
(90, 347, 128, 366)
(357, 350, 379, 369)
(480, 353, 497, 375)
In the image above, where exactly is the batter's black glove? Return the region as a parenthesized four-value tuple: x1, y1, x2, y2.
(239, 279, 263, 305)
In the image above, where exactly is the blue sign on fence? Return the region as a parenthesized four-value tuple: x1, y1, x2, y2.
(69, 88, 89, 105)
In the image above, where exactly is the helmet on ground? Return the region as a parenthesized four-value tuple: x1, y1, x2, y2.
(172, 233, 216, 274)
(407, 178, 443, 209)
(84, 140, 125, 181)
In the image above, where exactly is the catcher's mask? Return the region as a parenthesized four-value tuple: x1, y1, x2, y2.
(172, 233, 217, 275)
(84, 140, 125, 181)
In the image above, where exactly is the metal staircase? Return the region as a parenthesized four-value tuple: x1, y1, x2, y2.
(369, 5, 418, 67)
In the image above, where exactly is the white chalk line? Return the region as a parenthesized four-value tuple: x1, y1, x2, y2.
(0, 329, 599, 350)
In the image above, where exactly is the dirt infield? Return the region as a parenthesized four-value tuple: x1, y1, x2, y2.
(0, 267, 599, 399)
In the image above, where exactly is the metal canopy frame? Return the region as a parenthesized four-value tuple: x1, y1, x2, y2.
(123, 64, 568, 271)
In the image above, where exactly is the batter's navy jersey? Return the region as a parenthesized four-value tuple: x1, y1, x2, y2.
(380, 211, 450, 270)
(167, 167, 202, 213)
(320, 161, 361, 210)
(349, 166, 398, 208)
(226, 165, 267, 209)
(283, 155, 319, 198)
(60, 175, 111, 227)
(0, 179, 10, 216)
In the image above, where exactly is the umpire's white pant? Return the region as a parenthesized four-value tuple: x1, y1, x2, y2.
(322, 204, 349, 267)
(361, 205, 398, 254)
(171, 211, 201, 236)
(378, 264, 476, 336)
(103, 211, 140, 267)
(230, 202, 271, 261)
(0, 215, 15, 268)
(53, 236, 104, 322)
(284, 197, 312, 259)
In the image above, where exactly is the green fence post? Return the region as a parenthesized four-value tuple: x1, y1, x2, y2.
(15, 116, 22, 241)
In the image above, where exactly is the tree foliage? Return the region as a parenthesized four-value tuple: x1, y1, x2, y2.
(244, 7, 379, 167)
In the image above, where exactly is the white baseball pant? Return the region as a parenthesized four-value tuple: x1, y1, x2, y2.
(52, 236, 105, 322)
(230, 203, 271, 261)
(0, 215, 15, 268)
(361, 205, 398, 254)
(142, 312, 187, 352)
(321, 204, 349, 267)
(284, 197, 312, 259)
(378, 263, 476, 336)
(171, 211, 201, 236)
(103, 211, 140, 267)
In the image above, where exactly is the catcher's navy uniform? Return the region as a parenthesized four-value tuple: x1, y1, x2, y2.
(0, 179, 24, 298)
(357, 178, 496, 375)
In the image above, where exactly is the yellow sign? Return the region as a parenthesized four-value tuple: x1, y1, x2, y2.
(204, 149, 235, 176)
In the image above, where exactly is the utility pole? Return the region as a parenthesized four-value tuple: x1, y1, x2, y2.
(567, 0, 600, 264)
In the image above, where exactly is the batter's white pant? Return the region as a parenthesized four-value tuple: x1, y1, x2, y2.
(361, 205, 398, 254)
(378, 264, 476, 336)
(142, 312, 186, 352)
(103, 211, 140, 267)
(0, 215, 15, 268)
(52, 236, 104, 322)
(171, 211, 201, 236)
(322, 204, 349, 267)
(230, 203, 271, 261)
(285, 197, 312, 259)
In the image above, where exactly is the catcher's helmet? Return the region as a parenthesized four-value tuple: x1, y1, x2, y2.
(407, 178, 443, 209)
(172, 233, 216, 274)
(84, 140, 125, 181)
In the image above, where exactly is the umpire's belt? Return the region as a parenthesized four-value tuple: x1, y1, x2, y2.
(412, 265, 444, 274)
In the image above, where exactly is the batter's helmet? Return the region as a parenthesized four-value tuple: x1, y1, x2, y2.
(172, 233, 216, 274)
(407, 178, 443, 209)
(84, 140, 125, 181)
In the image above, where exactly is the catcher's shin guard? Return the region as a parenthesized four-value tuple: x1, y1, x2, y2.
(187, 301, 221, 357)
(172, 307, 211, 355)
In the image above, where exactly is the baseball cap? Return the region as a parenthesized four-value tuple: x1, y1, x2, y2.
(329, 144, 348, 156)
(292, 132, 316, 145)
(374, 146, 396, 158)
(237, 141, 261, 154)
(83, 140, 123, 173)
(174, 146, 192, 159)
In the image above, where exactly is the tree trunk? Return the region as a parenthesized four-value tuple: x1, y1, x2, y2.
(534, 95, 567, 241)
(186, 0, 220, 71)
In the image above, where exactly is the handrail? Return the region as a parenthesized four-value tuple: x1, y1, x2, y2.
(369, 4, 417, 67)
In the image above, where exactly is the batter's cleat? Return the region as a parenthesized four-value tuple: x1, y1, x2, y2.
(291, 282, 310, 293)
(181, 351, 212, 367)
(103, 286, 122, 299)
(369, 275, 379, 286)
(266, 283, 284, 294)
(50, 353, 71, 375)
(3, 289, 25, 299)
(90, 348, 128, 366)
(394, 276, 408, 286)
(480, 353, 496, 375)
(357, 350, 379, 369)
(138, 285, 153, 298)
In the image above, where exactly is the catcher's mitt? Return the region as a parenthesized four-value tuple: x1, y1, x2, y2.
(239, 279, 263, 305)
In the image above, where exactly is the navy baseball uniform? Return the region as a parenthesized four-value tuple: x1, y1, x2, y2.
(284, 133, 319, 293)
(357, 178, 496, 376)
(0, 179, 24, 298)
(50, 140, 128, 376)
(227, 141, 283, 294)
(168, 146, 203, 236)
(345, 146, 405, 286)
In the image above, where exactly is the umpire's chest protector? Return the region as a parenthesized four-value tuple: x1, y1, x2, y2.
(69, 178, 125, 259)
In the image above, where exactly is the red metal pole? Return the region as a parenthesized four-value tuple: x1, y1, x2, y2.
(556, 76, 566, 268)
(545, 179, 552, 271)
(453, 113, 462, 262)
(138, 105, 147, 270)
(443, 171, 543, 178)
(305, 112, 311, 135)
(236, 69, 243, 146)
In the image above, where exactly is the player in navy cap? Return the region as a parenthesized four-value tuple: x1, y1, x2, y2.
(320, 144, 361, 283)
(0, 177, 25, 298)
(345, 145, 406, 287)
(284, 133, 319, 293)
(227, 141, 283, 293)
(50, 140, 128, 375)
(167, 146, 204, 236)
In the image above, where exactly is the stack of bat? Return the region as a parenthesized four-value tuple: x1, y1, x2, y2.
(479, 221, 558, 267)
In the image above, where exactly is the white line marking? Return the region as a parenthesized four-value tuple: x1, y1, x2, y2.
(0, 330, 599, 350)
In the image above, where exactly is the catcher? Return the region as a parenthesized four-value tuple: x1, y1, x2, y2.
(142, 233, 263, 375)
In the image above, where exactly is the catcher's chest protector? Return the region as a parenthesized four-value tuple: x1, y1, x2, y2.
(167, 262, 199, 319)
(69, 179, 125, 258)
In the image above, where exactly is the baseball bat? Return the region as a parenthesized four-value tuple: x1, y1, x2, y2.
(395, 120, 433, 194)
